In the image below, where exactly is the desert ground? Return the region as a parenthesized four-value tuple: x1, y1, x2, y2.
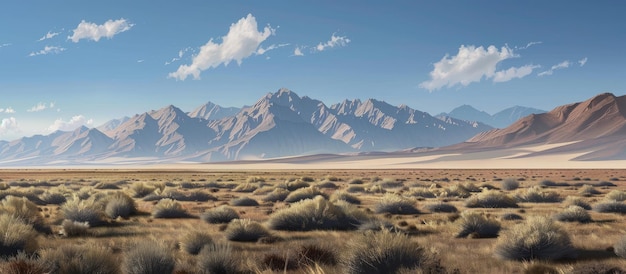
(0, 168, 625, 273)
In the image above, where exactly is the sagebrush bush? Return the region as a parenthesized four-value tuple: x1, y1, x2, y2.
(494, 216, 576, 261)
(329, 191, 361, 205)
(60, 197, 105, 227)
(578, 184, 601, 197)
(232, 183, 258, 193)
(129, 182, 157, 198)
(593, 201, 626, 214)
(615, 235, 626, 259)
(297, 243, 338, 266)
(123, 241, 175, 274)
(348, 178, 364, 185)
(515, 186, 562, 203)
(40, 244, 118, 274)
(563, 196, 591, 210)
(424, 202, 457, 213)
(553, 206, 591, 223)
(0, 252, 49, 274)
(357, 219, 397, 232)
(465, 189, 519, 208)
(539, 180, 569, 187)
(0, 195, 47, 232)
(456, 211, 501, 238)
(60, 219, 90, 237)
(284, 187, 326, 203)
(374, 194, 420, 215)
(104, 192, 137, 219)
(40, 191, 67, 205)
(230, 196, 259, 207)
(0, 214, 38, 256)
(267, 196, 369, 231)
(437, 184, 470, 198)
(0, 191, 45, 205)
(343, 230, 441, 274)
(605, 190, 626, 202)
(151, 198, 188, 218)
(406, 187, 436, 199)
(201, 206, 239, 224)
(346, 185, 365, 193)
(94, 182, 120, 190)
(180, 231, 213, 255)
(224, 219, 270, 242)
(262, 188, 290, 202)
(501, 212, 523, 221)
(285, 180, 310, 191)
(196, 243, 243, 274)
(500, 178, 520, 191)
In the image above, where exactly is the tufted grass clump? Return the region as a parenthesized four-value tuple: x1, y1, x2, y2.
(40, 244, 118, 274)
(605, 190, 626, 202)
(196, 243, 243, 274)
(180, 231, 213, 255)
(104, 192, 137, 219)
(61, 197, 106, 227)
(267, 196, 369, 231)
(0, 214, 38, 257)
(578, 184, 601, 197)
(343, 230, 442, 274)
(553, 205, 592, 223)
(0, 195, 48, 233)
(515, 186, 562, 203)
(424, 202, 458, 213)
(465, 189, 519, 208)
(262, 188, 290, 202)
(406, 187, 436, 199)
(501, 212, 524, 221)
(129, 182, 157, 198)
(230, 196, 259, 207)
(60, 219, 90, 237)
(494, 216, 576, 261)
(151, 198, 189, 218)
(374, 194, 420, 215)
(563, 196, 591, 210)
(593, 201, 626, 214)
(615, 235, 626, 259)
(284, 186, 326, 203)
(455, 211, 501, 238)
(224, 219, 270, 242)
(330, 191, 361, 205)
(40, 191, 67, 205)
(0, 252, 49, 274)
(201, 205, 239, 224)
(122, 241, 175, 274)
(233, 183, 258, 193)
(500, 178, 520, 191)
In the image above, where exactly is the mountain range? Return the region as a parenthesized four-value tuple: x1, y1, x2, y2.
(0, 88, 493, 165)
(438, 105, 546, 128)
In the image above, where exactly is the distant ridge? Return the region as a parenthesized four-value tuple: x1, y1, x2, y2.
(439, 105, 545, 128)
(0, 88, 491, 165)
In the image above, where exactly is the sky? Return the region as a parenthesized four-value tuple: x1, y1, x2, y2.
(1, 1, 625, 141)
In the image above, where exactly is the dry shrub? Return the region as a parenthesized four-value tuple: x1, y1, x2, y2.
(61, 197, 105, 227)
(563, 196, 591, 210)
(104, 192, 137, 219)
(424, 202, 457, 213)
(59, 220, 89, 237)
(262, 252, 298, 271)
(553, 206, 591, 223)
(515, 186, 562, 203)
(501, 212, 523, 221)
(129, 182, 157, 198)
(406, 187, 436, 199)
(284, 187, 326, 203)
(329, 191, 361, 205)
(232, 183, 257, 193)
(494, 216, 576, 261)
(0, 196, 48, 232)
(343, 230, 442, 274)
(455, 211, 501, 238)
(438, 184, 471, 198)
(39, 244, 118, 274)
(465, 189, 518, 208)
(230, 197, 259, 207)
(123, 241, 175, 274)
(1, 252, 49, 274)
(267, 196, 369, 231)
(200, 205, 239, 224)
(593, 201, 626, 214)
(224, 219, 270, 242)
(578, 184, 601, 197)
(297, 243, 338, 266)
(152, 198, 189, 218)
(500, 178, 520, 191)
(0, 214, 38, 257)
(346, 186, 365, 193)
(605, 190, 626, 202)
(196, 243, 243, 274)
(180, 231, 213, 255)
(615, 235, 626, 259)
(262, 188, 290, 202)
(39, 191, 67, 205)
(374, 194, 420, 215)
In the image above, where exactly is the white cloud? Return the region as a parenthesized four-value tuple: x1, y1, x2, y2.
(29, 46, 66, 56)
(168, 14, 274, 80)
(293, 47, 304, 56)
(517, 41, 542, 50)
(0, 107, 15, 114)
(578, 57, 588, 67)
(420, 45, 519, 91)
(538, 60, 571, 76)
(315, 34, 350, 51)
(68, 18, 133, 43)
(137, 59, 144, 63)
(0, 117, 19, 135)
(493, 64, 540, 83)
(27, 102, 55, 112)
(164, 47, 193, 65)
(38, 31, 60, 41)
(48, 115, 93, 132)
(0, 43, 11, 48)
(256, 43, 289, 55)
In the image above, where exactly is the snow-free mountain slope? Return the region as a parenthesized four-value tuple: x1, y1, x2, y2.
(439, 105, 545, 128)
(188, 102, 240, 120)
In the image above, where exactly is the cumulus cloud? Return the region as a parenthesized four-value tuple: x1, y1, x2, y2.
(493, 64, 540, 83)
(68, 18, 133, 43)
(293, 47, 304, 56)
(315, 34, 350, 52)
(0, 117, 19, 135)
(256, 43, 289, 55)
(538, 60, 571, 76)
(29, 46, 66, 56)
(420, 45, 526, 91)
(38, 31, 60, 41)
(168, 14, 274, 80)
(0, 107, 15, 114)
(27, 102, 55, 112)
(48, 115, 93, 132)
(578, 57, 588, 67)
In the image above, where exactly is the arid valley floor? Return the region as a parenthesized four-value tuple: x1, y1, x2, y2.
(0, 168, 625, 273)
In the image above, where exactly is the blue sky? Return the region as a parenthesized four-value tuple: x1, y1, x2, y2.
(0, 1, 624, 140)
